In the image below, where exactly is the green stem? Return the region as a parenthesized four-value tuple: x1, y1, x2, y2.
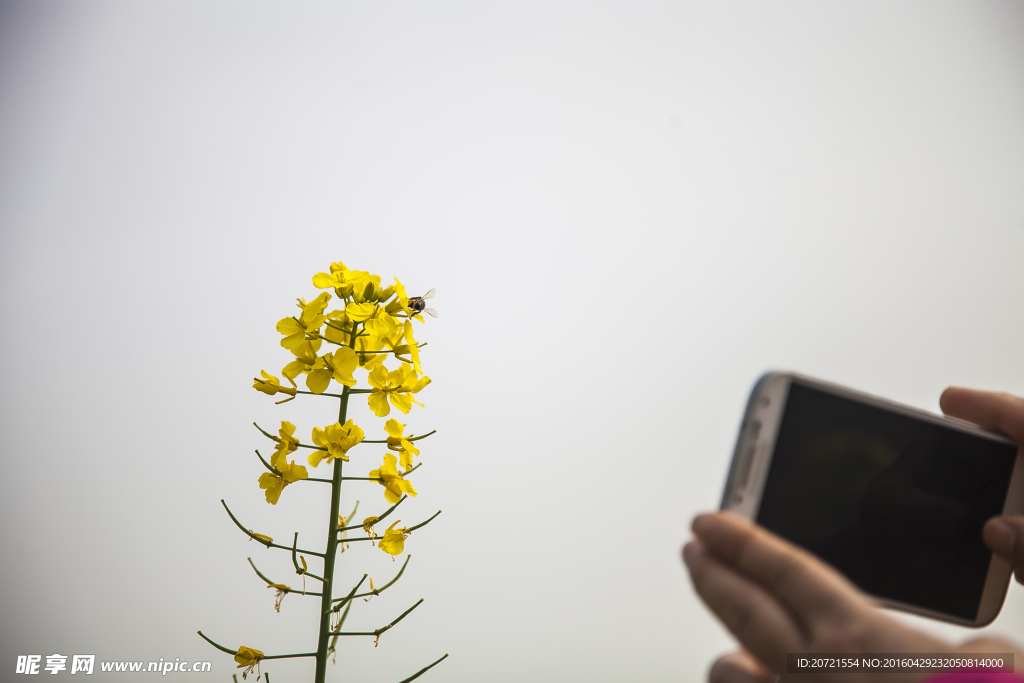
(196, 631, 237, 655)
(332, 556, 411, 604)
(343, 500, 360, 525)
(296, 389, 347, 398)
(328, 574, 367, 613)
(329, 598, 424, 637)
(397, 654, 449, 683)
(220, 500, 325, 557)
(314, 361, 353, 683)
(247, 557, 322, 597)
(255, 449, 330, 483)
(323, 320, 355, 336)
(197, 631, 319, 660)
(336, 511, 440, 547)
(292, 533, 326, 582)
(326, 599, 353, 658)
(406, 510, 442, 533)
(362, 429, 436, 444)
(336, 495, 406, 533)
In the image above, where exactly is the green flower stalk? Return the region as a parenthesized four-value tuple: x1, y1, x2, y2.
(199, 262, 447, 682)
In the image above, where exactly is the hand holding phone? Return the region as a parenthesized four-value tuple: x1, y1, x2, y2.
(683, 381, 1024, 683)
(940, 386, 1024, 586)
(721, 373, 1023, 626)
(684, 511, 1024, 683)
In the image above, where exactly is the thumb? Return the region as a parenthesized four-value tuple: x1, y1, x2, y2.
(983, 515, 1024, 585)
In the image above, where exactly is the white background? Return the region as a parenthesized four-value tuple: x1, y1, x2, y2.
(1, 1, 1022, 681)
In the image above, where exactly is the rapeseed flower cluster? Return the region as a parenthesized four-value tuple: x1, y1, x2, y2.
(200, 262, 445, 683)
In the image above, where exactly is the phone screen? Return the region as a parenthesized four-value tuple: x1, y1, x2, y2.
(756, 382, 1018, 621)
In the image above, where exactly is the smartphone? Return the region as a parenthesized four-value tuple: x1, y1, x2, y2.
(721, 372, 1024, 627)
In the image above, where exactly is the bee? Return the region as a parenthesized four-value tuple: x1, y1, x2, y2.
(407, 289, 438, 318)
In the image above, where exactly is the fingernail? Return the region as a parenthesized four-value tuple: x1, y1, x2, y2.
(682, 540, 704, 567)
(985, 518, 1017, 556)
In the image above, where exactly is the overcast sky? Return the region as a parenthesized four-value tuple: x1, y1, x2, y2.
(1, 1, 1023, 681)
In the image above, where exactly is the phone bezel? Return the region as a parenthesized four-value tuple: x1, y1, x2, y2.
(721, 371, 1024, 628)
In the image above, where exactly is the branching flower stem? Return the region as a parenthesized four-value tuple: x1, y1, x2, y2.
(313, 320, 362, 683)
(254, 449, 331, 483)
(331, 555, 411, 606)
(247, 557, 322, 597)
(329, 598, 424, 638)
(292, 533, 325, 583)
(337, 495, 406, 533)
(196, 631, 315, 659)
(334, 512, 440, 547)
(362, 429, 437, 444)
(220, 500, 324, 557)
(397, 654, 449, 683)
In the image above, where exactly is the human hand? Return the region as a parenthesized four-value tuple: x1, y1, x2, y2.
(940, 387, 1024, 584)
(683, 511, 950, 683)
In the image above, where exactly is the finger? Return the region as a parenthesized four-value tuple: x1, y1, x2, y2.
(683, 540, 803, 673)
(709, 651, 777, 683)
(939, 388, 1024, 444)
(692, 512, 863, 625)
(984, 516, 1024, 585)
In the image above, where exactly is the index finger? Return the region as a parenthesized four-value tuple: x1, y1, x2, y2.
(692, 511, 865, 625)
(940, 387, 1024, 444)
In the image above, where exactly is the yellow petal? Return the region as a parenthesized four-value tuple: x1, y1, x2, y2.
(345, 302, 376, 322)
(384, 419, 404, 438)
(306, 369, 331, 394)
(389, 392, 413, 414)
(276, 318, 303, 336)
(312, 272, 341, 289)
(368, 391, 391, 417)
(367, 365, 388, 389)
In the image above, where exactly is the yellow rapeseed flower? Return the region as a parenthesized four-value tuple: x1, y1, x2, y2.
(252, 370, 297, 402)
(378, 520, 409, 557)
(354, 335, 387, 372)
(346, 270, 383, 303)
(322, 309, 352, 345)
(363, 309, 399, 343)
(281, 339, 321, 383)
(258, 454, 308, 505)
(305, 347, 358, 394)
(345, 301, 377, 322)
(276, 293, 331, 350)
(404, 321, 422, 373)
(270, 421, 299, 459)
(312, 262, 351, 291)
(392, 277, 411, 315)
(366, 364, 431, 417)
(384, 418, 420, 471)
(369, 454, 417, 504)
(234, 646, 263, 679)
(309, 420, 364, 467)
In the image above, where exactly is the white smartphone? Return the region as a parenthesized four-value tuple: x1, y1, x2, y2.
(722, 372, 1024, 627)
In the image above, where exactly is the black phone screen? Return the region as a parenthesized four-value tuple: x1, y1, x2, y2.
(756, 382, 1018, 621)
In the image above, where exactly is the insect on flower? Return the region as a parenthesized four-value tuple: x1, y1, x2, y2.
(407, 289, 438, 318)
